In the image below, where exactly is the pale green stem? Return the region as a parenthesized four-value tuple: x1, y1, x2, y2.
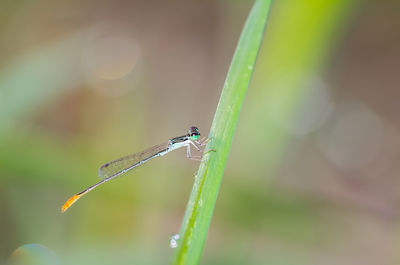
(171, 1, 272, 264)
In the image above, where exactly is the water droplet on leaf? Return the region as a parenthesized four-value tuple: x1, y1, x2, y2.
(169, 234, 180, 248)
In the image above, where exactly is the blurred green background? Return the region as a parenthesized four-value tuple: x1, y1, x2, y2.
(1, 1, 400, 264)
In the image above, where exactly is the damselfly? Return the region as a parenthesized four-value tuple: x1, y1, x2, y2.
(61, 126, 205, 212)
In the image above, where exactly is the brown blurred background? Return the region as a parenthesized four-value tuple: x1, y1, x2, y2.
(1, 1, 400, 265)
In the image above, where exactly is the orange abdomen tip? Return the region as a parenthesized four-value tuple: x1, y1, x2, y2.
(61, 194, 83, 213)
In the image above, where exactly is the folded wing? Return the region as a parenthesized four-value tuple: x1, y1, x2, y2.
(98, 142, 169, 180)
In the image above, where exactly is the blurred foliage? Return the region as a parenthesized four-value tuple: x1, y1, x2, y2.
(1, 0, 399, 265)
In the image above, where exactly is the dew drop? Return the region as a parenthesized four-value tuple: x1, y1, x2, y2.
(169, 234, 180, 248)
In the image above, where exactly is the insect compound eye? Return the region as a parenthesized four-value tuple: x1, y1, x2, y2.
(188, 126, 200, 140)
(189, 126, 200, 136)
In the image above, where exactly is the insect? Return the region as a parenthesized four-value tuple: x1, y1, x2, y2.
(61, 126, 206, 212)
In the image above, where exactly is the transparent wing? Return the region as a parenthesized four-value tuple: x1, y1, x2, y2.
(98, 142, 169, 180)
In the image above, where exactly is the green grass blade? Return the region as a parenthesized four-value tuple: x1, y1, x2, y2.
(171, 1, 272, 264)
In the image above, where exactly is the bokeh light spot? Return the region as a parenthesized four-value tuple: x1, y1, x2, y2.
(317, 101, 383, 169)
(8, 244, 61, 265)
(83, 35, 140, 81)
